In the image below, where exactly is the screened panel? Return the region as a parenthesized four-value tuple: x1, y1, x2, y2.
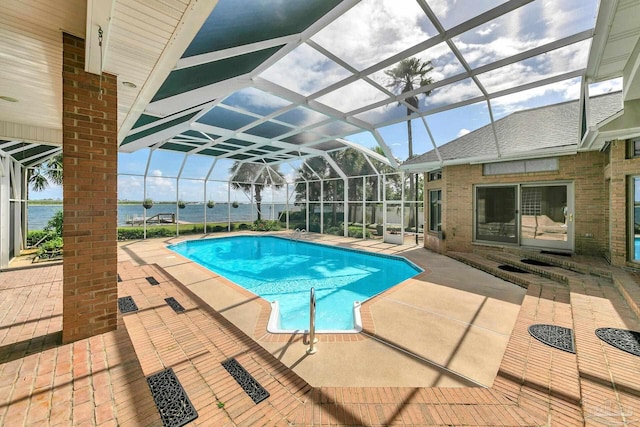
(385, 174, 403, 201)
(365, 176, 382, 202)
(221, 87, 290, 115)
(455, 0, 598, 69)
(310, 0, 437, 71)
(260, 43, 352, 95)
(197, 107, 259, 130)
(323, 178, 343, 201)
(184, 0, 342, 56)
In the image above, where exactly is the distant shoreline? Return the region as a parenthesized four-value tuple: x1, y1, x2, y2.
(28, 201, 237, 206)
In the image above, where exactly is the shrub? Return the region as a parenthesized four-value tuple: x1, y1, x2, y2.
(252, 220, 281, 231)
(37, 236, 63, 258)
(238, 223, 250, 230)
(326, 226, 342, 236)
(45, 210, 63, 236)
(27, 230, 51, 246)
(348, 226, 371, 239)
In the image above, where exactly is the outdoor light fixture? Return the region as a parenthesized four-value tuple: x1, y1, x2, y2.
(122, 81, 137, 88)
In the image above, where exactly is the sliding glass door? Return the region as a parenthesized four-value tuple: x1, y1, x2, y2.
(633, 177, 640, 262)
(475, 183, 574, 251)
(475, 186, 518, 244)
(520, 184, 573, 251)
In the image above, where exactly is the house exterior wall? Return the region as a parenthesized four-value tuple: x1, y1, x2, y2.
(62, 33, 118, 344)
(424, 151, 612, 259)
(606, 140, 640, 266)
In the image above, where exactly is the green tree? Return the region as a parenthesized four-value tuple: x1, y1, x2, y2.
(230, 162, 285, 220)
(385, 57, 434, 227)
(29, 153, 63, 191)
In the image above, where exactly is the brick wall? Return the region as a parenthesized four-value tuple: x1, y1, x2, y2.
(424, 152, 609, 257)
(62, 33, 118, 344)
(608, 140, 640, 266)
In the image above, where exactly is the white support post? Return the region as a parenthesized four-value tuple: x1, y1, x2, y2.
(227, 181, 231, 231)
(320, 180, 324, 235)
(305, 181, 309, 231)
(362, 176, 366, 239)
(343, 177, 348, 237)
(0, 155, 10, 269)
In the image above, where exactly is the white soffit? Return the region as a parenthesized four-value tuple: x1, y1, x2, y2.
(0, 0, 85, 143)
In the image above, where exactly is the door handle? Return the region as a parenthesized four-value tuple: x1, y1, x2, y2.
(569, 213, 573, 222)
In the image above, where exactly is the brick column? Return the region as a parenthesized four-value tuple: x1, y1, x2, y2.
(62, 33, 118, 343)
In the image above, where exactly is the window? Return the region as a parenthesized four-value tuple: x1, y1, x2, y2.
(429, 189, 441, 232)
(633, 177, 640, 262)
(631, 139, 640, 158)
(428, 169, 442, 181)
(483, 158, 558, 175)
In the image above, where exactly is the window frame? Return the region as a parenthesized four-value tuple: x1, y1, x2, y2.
(429, 189, 442, 233)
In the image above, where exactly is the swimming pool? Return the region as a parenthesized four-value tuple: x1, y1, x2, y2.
(636, 237, 640, 261)
(168, 236, 421, 332)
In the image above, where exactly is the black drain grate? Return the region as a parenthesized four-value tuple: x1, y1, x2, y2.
(117, 274, 122, 282)
(498, 264, 529, 274)
(595, 328, 640, 357)
(146, 276, 160, 286)
(528, 324, 575, 353)
(521, 258, 553, 267)
(221, 358, 270, 404)
(118, 296, 138, 314)
(165, 297, 185, 313)
(147, 368, 198, 427)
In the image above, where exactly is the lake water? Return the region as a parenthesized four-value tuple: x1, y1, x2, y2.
(27, 203, 289, 231)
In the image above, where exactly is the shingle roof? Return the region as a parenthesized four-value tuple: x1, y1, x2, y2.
(405, 92, 623, 167)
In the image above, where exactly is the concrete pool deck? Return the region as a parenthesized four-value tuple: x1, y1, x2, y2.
(2, 232, 639, 425)
(117, 232, 526, 388)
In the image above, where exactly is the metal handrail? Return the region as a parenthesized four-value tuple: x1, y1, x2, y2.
(307, 287, 317, 354)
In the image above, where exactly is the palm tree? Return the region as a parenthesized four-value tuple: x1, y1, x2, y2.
(385, 57, 434, 160)
(230, 162, 285, 220)
(385, 57, 434, 228)
(29, 153, 63, 191)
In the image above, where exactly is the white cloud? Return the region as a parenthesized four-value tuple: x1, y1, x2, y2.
(457, 128, 471, 137)
(311, 0, 435, 71)
(476, 23, 498, 37)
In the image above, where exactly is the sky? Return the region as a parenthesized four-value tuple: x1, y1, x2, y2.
(30, 0, 626, 202)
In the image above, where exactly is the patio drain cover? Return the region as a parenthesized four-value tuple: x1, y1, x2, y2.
(221, 358, 270, 404)
(146, 276, 160, 286)
(498, 264, 529, 274)
(595, 328, 640, 357)
(521, 259, 553, 267)
(117, 296, 138, 314)
(147, 367, 198, 427)
(165, 297, 185, 313)
(528, 324, 575, 353)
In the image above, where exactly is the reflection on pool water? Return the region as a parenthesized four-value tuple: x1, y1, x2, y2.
(168, 236, 421, 331)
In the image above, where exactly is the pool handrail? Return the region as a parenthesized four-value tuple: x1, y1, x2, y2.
(307, 287, 317, 354)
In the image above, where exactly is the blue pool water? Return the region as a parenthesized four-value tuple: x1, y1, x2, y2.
(636, 237, 640, 260)
(168, 236, 421, 331)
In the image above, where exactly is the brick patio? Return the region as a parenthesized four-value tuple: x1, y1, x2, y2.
(1, 244, 639, 426)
